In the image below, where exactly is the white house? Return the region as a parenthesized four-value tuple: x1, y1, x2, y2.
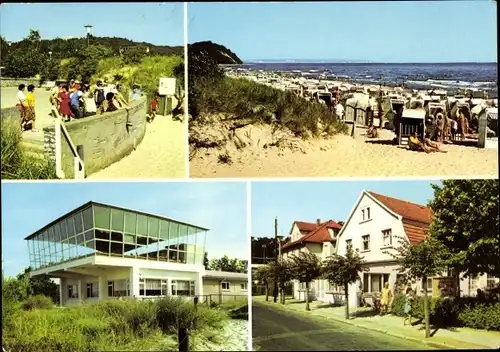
(282, 219, 343, 303)
(203, 270, 248, 304)
(25, 201, 209, 306)
(336, 190, 498, 308)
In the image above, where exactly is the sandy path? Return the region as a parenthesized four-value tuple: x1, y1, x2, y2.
(189, 130, 498, 178)
(89, 115, 186, 179)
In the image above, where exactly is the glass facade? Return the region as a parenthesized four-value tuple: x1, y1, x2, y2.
(26, 203, 208, 270)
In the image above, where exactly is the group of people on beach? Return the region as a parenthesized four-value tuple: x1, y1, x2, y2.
(16, 84, 38, 132)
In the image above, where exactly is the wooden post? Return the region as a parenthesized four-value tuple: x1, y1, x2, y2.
(178, 327, 188, 352)
(193, 296, 198, 328)
(76, 144, 85, 179)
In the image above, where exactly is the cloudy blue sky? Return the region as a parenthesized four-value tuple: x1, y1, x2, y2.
(189, 1, 497, 62)
(251, 180, 441, 238)
(1, 2, 184, 45)
(1, 181, 247, 278)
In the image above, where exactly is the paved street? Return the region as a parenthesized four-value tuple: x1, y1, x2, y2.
(252, 302, 434, 351)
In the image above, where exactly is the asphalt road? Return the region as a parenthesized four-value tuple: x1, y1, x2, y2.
(252, 302, 434, 351)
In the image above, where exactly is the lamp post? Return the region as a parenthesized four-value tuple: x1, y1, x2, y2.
(48, 51, 52, 60)
(276, 234, 284, 304)
(84, 25, 93, 47)
(273, 216, 278, 303)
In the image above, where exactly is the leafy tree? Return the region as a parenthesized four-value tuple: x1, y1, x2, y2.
(77, 44, 114, 83)
(384, 236, 448, 338)
(123, 49, 146, 65)
(16, 267, 59, 304)
(209, 255, 247, 273)
(268, 259, 293, 304)
(428, 180, 499, 284)
(322, 247, 366, 319)
(253, 265, 273, 301)
(40, 57, 60, 82)
(288, 251, 323, 311)
(3, 49, 44, 78)
(251, 237, 279, 265)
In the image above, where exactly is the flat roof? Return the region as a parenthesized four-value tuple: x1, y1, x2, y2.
(204, 270, 248, 281)
(24, 201, 209, 241)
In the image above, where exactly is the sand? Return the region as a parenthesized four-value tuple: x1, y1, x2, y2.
(189, 128, 498, 178)
(89, 115, 186, 179)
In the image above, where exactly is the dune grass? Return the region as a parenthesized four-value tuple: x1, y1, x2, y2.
(194, 76, 346, 137)
(1, 118, 56, 180)
(2, 296, 229, 352)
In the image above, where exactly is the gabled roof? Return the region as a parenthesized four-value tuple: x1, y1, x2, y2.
(283, 220, 342, 251)
(367, 191, 432, 225)
(337, 191, 432, 248)
(291, 221, 319, 233)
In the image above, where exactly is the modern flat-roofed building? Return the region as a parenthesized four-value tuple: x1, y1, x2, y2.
(25, 201, 208, 306)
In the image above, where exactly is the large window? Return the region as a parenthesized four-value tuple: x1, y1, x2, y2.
(363, 273, 390, 293)
(486, 275, 499, 289)
(86, 282, 99, 298)
(345, 239, 352, 252)
(108, 279, 129, 297)
(362, 235, 370, 251)
(172, 280, 195, 296)
(382, 229, 392, 247)
(68, 284, 79, 299)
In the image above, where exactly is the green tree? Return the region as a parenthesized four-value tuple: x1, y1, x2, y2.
(384, 236, 448, 338)
(268, 259, 292, 304)
(123, 49, 145, 65)
(3, 48, 43, 78)
(40, 57, 60, 82)
(288, 251, 323, 311)
(16, 267, 59, 304)
(77, 44, 114, 83)
(322, 247, 366, 319)
(254, 265, 273, 301)
(208, 255, 247, 273)
(428, 180, 499, 285)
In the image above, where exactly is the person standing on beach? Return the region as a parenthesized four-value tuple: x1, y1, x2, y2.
(16, 84, 27, 125)
(94, 81, 106, 109)
(70, 86, 84, 118)
(58, 85, 73, 121)
(458, 107, 468, 141)
(24, 84, 38, 132)
(149, 94, 159, 122)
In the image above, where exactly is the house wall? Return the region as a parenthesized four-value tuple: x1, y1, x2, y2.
(337, 193, 406, 307)
(203, 278, 248, 295)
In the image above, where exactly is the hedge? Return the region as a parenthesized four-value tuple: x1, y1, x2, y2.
(391, 293, 500, 331)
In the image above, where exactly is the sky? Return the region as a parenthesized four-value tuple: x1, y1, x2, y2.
(188, 1, 497, 63)
(0, 2, 184, 46)
(251, 180, 441, 239)
(1, 181, 247, 278)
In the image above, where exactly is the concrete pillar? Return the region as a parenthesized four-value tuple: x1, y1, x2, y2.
(59, 278, 65, 306)
(167, 278, 173, 296)
(477, 115, 487, 148)
(129, 266, 140, 298)
(196, 272, 203, 296)
(78, 279, 83, 304)
(99, 275, 107, 301)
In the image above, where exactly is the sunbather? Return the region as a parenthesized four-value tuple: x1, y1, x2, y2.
(408, 132, 431, 153)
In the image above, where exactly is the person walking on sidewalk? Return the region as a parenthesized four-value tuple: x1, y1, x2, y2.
(403, 287, 415, 326)
(380, 282, 392, 315)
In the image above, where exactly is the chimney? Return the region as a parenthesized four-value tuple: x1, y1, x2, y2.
(316, 219, 321, 226)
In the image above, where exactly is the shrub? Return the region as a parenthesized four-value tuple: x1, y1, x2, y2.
(391, 293, 406, 317)
(22, 295, 54, 310)
(155, 297, 198, 333)
(1, 118, 56, 180)
(459, 303, 500, 331)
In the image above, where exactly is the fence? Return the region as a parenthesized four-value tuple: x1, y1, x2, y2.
(197, 294, 248, 306)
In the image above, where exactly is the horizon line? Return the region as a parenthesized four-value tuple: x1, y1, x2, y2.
(242, 60, 497, 64)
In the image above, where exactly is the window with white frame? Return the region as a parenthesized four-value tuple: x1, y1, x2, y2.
(421, 278, 433, 292)
(221, 281, 230, 291)
(68, 284, 79, 299)
(86, 282, 99, 298)
(361, 207, 371, 222)
(362, 235, 370, 251)
(382, 229, 393, 247)
(108, 279, 130, 297)
(240, 282, 248, 291)
(172, 280, 195, 296)
(486, 275, 499, 289)
(363, 273, 390, 293)
(345, 239, 352, 252)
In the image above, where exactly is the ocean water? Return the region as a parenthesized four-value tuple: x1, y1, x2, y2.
(233, 62, 498, 97)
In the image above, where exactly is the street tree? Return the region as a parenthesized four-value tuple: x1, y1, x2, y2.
(254, 265, 273, 301)
(268, 258, 293, 304)
(322, 247, 366, 319)
(428, 179, 499, 287)
(384, 236, 448, 338)
(288, 251, 323, 311)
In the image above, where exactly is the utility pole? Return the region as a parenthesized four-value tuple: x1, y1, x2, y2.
(273, 216, 278, 303)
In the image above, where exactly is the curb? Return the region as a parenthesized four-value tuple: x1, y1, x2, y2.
(259, 301, 490, 350)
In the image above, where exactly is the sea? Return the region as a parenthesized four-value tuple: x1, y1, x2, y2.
(232, 62, 498, 98)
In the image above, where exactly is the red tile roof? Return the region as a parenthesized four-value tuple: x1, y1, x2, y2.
(283, 220, 342, 251)
(293, 221, 320, 233)
(368, 191, 432, 225)
(368, 191, 431, 245)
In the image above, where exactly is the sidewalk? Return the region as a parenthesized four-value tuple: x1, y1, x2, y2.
(253, 296, 500, 349)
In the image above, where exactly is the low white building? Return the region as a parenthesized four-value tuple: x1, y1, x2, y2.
(282, 219, 343, 303)
(25, 201, 209, 305)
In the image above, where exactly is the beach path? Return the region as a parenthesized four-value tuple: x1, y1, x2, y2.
(88, 115, 186, 179)
(190, 128, 498, 178)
